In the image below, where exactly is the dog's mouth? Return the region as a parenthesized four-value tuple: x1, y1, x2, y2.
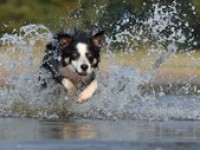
(76, 70, 88, 76)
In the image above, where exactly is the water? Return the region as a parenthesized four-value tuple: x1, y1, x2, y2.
(1, 118, 200, 142)
(0, 1, 199, 121)
(1, 45, 199, 120)
(0, 1, 200, 149)
(0, 118, 200, 149)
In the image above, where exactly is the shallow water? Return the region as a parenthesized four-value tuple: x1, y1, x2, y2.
(1, 118, 200, 142)
(0, 18, 198, 120)
(0, 3, 199, 149)
(1, 94, 200, 143)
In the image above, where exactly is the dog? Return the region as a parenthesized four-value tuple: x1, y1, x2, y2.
(39, 29, 104, 103)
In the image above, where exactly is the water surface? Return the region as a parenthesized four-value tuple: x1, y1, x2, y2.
(1, 118, 200, 142)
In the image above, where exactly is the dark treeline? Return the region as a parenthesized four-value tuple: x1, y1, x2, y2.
(0, 0, 200, 49)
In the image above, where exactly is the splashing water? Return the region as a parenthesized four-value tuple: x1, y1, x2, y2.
(0, 1, 200, 120)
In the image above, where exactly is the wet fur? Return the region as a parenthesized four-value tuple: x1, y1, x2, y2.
(39, 29, 104, 103)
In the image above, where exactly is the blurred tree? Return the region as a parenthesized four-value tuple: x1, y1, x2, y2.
(94, 0, 200, 49)
(191, 0, 200, 49)
(0, 0, 78, 34)
(0, 0, 199, 49)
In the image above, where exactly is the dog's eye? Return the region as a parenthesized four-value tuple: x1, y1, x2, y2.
(72, 52, 79, 59)
(86, 52, 93, 59)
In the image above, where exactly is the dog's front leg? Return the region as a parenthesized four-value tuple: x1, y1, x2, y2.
(62, 78, 76, 94)
(77, 79, 98, 104)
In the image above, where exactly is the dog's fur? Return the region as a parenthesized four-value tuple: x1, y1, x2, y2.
(39, 29, 104, 103)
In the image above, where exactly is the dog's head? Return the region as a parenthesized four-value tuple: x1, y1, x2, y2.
(54, 29, 104, 76)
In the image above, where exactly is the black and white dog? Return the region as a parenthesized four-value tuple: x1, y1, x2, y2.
(39, 29, 104, 103)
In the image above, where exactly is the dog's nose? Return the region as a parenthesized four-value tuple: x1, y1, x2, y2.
(81, 64, 89, 71)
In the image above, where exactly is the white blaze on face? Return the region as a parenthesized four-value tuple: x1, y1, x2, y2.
(71, 42, 91, 75)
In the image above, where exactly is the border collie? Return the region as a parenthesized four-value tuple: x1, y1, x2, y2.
(39, 29, 104, 103)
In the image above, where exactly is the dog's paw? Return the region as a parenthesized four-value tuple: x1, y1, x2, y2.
(62, 78, 76, 92)
(77, 89, 93, 104)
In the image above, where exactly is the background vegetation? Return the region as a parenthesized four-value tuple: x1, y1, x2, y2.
(0, 0, 200, 49)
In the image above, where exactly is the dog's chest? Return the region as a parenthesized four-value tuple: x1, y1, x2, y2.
(59, 66, 94, 88)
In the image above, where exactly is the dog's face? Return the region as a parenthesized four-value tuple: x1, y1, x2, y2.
(70, 42, 96, 76)
(55, 30, 104, 76)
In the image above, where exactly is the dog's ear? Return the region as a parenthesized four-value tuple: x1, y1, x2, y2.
(91, 31, 105, 48)
(58, 36, 72, 49)
(54, 29, 76, 49)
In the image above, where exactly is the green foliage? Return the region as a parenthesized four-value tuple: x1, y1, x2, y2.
(0, 0, 200, 49)
(0, 0, 79, 34)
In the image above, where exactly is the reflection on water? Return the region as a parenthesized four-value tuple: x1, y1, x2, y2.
(1, 118, 200, 142)
(62, 122, 96, 140)
(0, 118, 96, 141)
